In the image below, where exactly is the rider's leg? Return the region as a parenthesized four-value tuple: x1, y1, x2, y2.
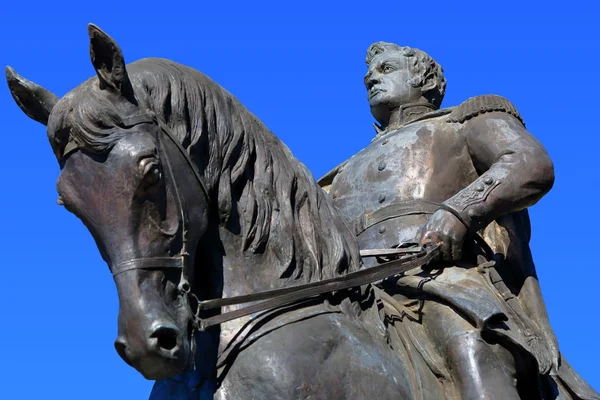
(424, 301, 520, 400)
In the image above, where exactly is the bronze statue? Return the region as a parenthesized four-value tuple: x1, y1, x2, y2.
(4, 25, 436, 400)
(5, 25, 598, 399)
(319, 41, 599, 399)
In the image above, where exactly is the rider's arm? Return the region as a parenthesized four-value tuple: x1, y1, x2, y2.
(441, 97, 555, 233)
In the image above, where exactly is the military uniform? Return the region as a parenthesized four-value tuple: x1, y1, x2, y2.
(320, 95, 599, 399)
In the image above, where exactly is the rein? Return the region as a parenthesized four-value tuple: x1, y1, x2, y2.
(105, 111, 442, 332)
(195, 244, 439, 330)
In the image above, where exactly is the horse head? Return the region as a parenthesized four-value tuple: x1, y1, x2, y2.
(6, 24, 210, 380)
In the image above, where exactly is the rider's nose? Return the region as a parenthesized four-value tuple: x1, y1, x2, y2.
(365, 73, 380, 90)
(149, 323, 181, 355)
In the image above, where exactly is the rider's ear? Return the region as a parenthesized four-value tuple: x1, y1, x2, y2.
(5, 66, 58, 126)
(420, 73, 444, 108)
(421, 77, 437, 93)
(420, 66, 442, 95)
(88, 23, 135, 101)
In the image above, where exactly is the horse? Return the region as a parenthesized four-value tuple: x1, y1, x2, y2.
(6, 24, 446, 399)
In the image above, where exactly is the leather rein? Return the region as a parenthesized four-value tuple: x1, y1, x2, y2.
(98, 111, 442, 332)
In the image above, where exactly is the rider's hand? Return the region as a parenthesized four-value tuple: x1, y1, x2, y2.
(418, 209, 468, 262)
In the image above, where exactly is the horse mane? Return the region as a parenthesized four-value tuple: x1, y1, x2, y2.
(48, 58, 361, 283)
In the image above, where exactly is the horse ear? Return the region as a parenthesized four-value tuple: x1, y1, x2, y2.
(5, 66, 58, 126)
(88, 23, 135, 100)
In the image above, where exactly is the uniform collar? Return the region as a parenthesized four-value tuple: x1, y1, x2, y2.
(372, 103, 454, 141)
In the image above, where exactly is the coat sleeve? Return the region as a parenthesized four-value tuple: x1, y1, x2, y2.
(441, 95, 555, 233)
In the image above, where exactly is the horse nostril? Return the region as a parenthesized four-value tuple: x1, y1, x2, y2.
(150, 325, 180, 351)
(114, 337, 131, 365)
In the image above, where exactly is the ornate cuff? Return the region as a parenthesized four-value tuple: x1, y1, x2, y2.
(441, 175, 501, 232)
(436, 203, 470, 230)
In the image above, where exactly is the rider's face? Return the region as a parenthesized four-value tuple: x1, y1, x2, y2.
(364, 52, 421, 124)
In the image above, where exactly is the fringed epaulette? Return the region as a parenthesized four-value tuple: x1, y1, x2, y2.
(447, 94, 525, 127)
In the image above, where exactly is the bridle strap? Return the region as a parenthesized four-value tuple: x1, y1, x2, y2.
(112, 257, 184, 277)
(122, 113, 156, 127)
(108, 112, 201, 283)
(151, 114, 211, 204)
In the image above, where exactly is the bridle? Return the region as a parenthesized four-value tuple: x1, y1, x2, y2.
(70, 109, 443, 333)
(106, 110, 208, 328)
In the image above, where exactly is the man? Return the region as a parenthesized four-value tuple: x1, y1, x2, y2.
(319, 42, 598, 399)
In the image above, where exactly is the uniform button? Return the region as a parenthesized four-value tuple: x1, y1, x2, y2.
(378, 162, 386, 171)
(378, 226, 386, 234)
(332, 190, 339, 199)
(378, 194, 386, 203)
(483, 176, 493, 185)
(474, 184, 484, 192)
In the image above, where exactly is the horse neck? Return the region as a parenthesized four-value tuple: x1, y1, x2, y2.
(184, 91, 358, 303)
(180, 118, 282, 302)
(215, 133, 293, 298)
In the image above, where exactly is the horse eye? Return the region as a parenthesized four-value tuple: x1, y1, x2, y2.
(140, 159, 162, 186)
(144, 164, 162, 185)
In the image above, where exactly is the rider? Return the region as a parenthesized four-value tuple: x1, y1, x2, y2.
(319, 42, 598, 399)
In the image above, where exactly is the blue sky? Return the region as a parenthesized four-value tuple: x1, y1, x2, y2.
(1, 0, 598, 398)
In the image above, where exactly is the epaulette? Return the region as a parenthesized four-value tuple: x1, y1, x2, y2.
(447, 94, 525, 127)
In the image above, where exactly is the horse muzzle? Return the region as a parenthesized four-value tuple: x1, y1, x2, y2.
(114, 320, 192, 380)
(111, 258, 195, 380)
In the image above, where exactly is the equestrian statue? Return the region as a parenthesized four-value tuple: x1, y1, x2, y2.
(5, 25, 598, 399)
